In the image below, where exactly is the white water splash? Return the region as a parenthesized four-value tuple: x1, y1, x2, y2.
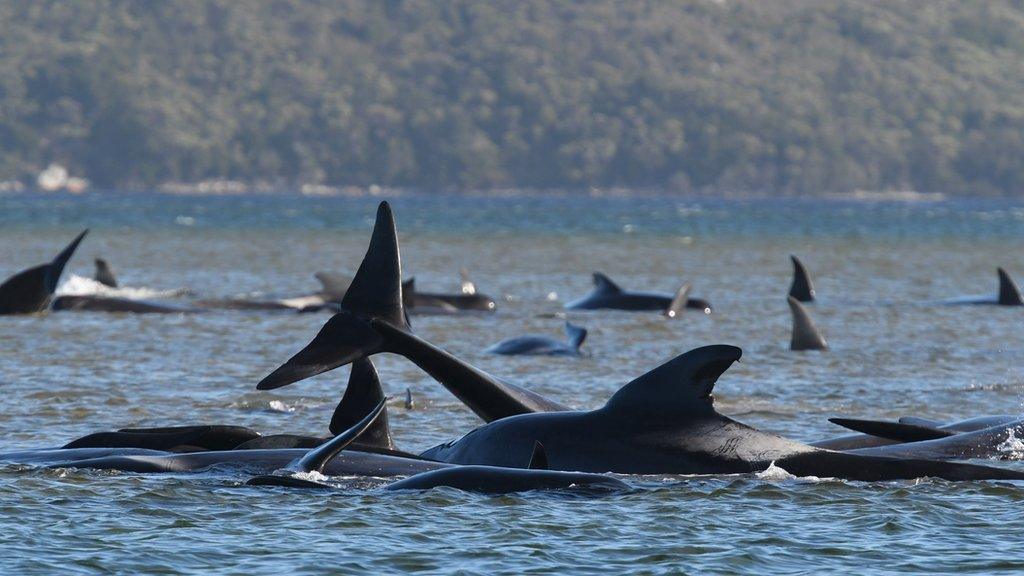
(755, 461, 826, 483)
(290, 470, 330, 483)
(997, 428, 1024, 460)
(56, 274, 190, 299)
(267, 400, 297, 413)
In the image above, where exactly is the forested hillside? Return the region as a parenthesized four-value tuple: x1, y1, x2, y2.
(2, 0, 1024, 194)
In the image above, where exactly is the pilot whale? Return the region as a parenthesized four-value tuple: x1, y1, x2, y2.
(93, 258, 118, 287)
(942, 268, 1023, 306)
(418, 345, 1024, 481)
(565, 273, 711, 316)
(52, 295, 201, 314)
(402, 270, 496, 314)
(788, 296, 827, 351)
(194, 271, 350, 313)
(0, 230, 87, 314)
(788, 255, 816, 302)
(249, 402, 627, 494)
(485, 321, 587, 356)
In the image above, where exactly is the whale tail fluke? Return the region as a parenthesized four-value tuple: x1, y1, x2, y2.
(0, 229, 88, 315)
(997, 267, 1023, 306)
(663, 282, 692, 318)
(93, 258, 118, 288)
(828, 417, 954, 443)
(564, 321, 588, 352)
(788, 255, 815, 302)
(257, 203, 408, 390)
(788, 296, 828, 351)
(329, 358, 395, 450)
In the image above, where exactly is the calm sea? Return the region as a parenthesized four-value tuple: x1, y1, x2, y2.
(1, 192, 1023, 574)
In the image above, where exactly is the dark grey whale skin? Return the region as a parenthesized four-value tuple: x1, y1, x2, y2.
(811, 415, 1022, 451)
(420, 345, 1024, 482)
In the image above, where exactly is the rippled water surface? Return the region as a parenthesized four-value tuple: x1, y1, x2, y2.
(2, 193, 1024, 574)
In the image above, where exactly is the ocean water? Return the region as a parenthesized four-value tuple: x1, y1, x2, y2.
(1, 192, 1024, 574)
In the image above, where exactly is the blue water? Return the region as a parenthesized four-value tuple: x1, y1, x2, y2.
(2, 191, 1024, 574)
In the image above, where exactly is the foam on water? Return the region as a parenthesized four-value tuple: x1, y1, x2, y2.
(997, 428, 1024, 459)
(56, 274, 190, 299)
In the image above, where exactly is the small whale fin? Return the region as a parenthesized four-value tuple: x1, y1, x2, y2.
(314, 271, 351, 301)
(94, 258, 118, 288)
(329, 358, 395, 449)
(997, 267, 1023, 306)
(828, 418, 955, 442)
(564, 321, 588, 351)
(592, 272, 622, 295)
(788, 296, 828, 351)
(405, 388, 414, 410)
(663, 283, 692, 318)
(788, 255, 815, 302)
(604, 345, 742, 416)
(294, 399, 387, 474)
(0, 229, 88, 314)
(257, 203, 408, 390)
(459, 268, 476, 295)
(528, 441, 548, 470)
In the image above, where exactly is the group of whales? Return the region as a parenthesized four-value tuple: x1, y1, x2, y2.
(3, 202, 1024, 494)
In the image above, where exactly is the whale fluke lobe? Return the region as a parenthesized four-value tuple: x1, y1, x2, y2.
(663, 283, 691, 318)
(295, 399, 388, 475)
(788, 255, 815, 302)
(592, 272, 622, 295)
(314, 271, 351, 302)
(604, 345, 742, 416)
(997, 267, 1023, 306)
(528, 442, 548, 470)
(257, 202, 408, 390)
(329, 358, 395, 449)
(829, 418, 955, 442)
(94, 258, 118, 288)
(0, 229, 88, 315)
(564, 322, 587, 352)
(788, 296, 828, 351)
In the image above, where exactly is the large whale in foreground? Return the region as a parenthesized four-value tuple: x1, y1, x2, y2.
(0, 230, 88, 315)
(418, 345, 1024, 481)
(565, 273, 710, 316)
(256, 202, 1024, 481)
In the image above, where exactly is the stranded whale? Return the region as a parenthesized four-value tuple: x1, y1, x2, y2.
(484, 321, 587, 356)
(565, 273, 711, 316)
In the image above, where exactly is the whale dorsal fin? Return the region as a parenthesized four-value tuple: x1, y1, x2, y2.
(829, 418, 955, 442)
(294, 399, 387, 474)
(997, 268, 1023, 306)
(788, 296, 828, 351)
(0, 229, 88, 314)
(459, 268, 476, 295)
(94, 258, 118, 288)
(564, 321, 587, 351)
(592, 272, 622, 295)
(329, 358, 395, 449)
(663, 283, 691, 318)
(788, 255, 815, 302)
(528, 441, 548, 470)
(314, 271, 351, 302)
(604, 345, 742, 416)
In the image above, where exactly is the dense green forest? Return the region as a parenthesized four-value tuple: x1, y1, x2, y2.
(2, 0, 1024, 194)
